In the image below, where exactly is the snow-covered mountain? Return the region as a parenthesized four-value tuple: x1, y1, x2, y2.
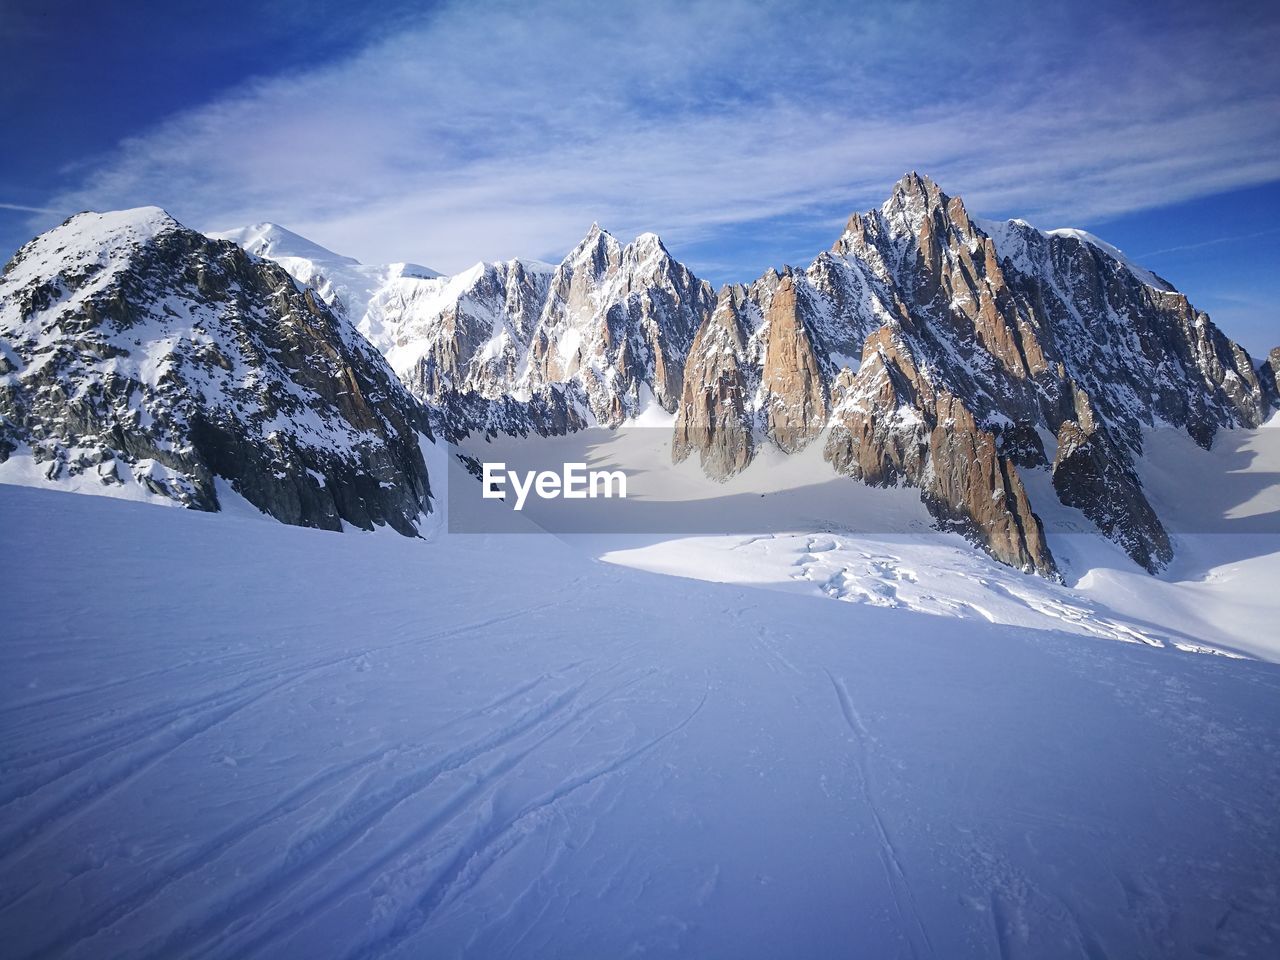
(209, 175, 1276, 575)
(0, 209, 432, 533)
(671, 174, 1274, 574)
(5, 174, 1275, 573)
(211, 221, 715, 431)
(206, 222, 443, 347)
(517, 225, 714, 424)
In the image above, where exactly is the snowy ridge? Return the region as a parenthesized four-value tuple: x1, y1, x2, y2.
(206, 222, 442, 349)
(1045, 227, 1172, 291)
(219, 219, 714, 431)
(208, 222, 362, 267)
(975, 217, 1174, 292)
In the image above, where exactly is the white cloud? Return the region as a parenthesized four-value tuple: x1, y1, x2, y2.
(37, 0, 1280, 280)
(0, 201, 61, 214)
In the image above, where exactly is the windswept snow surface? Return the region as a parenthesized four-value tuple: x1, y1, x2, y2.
(586, 422, 1280, 662)
(2, 483, 1280, 958)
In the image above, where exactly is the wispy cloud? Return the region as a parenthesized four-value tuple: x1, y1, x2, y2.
(1, 201, 61, 214)
(1136, 227, 1280, 259)
(32, 0, 1280, 280)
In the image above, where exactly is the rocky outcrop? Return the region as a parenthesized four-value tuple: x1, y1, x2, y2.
(1261, 348, 1280, 410)
(834, 173, 1270, 445)
(393, 258, 553, 401)
(671, 286, 758, 478)
(824, 328, 1055, 576)
(0, 208, 432, 534)
(760, 274, 830, 453)
(815, 173, 1266, 570)
(430, 382, 587, 443)
(1052, 411, 1172, 573)
(674, 260, 885, 476)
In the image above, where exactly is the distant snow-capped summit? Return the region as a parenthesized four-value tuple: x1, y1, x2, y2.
(209, 221, 362, 265)
(205, 222, 441, 348)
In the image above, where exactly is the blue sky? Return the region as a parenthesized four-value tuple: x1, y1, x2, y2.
(2, 0, 1277, 354)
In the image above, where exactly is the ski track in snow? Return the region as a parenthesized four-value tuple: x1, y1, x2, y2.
(140, 670, 641, 960)
(341, 685, 710, 960)
(826, 669, 934, 959)
(2, 485, 1280, 959)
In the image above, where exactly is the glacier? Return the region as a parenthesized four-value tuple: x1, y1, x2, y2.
(2, 480, 1279, 958)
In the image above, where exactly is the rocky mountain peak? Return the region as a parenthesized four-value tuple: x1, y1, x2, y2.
(4, 207, 181, 287)
(521, 224, 714, 425)
(565, 222, 622, 274)
(632, 230, 664, 250)
(0, 212, 432, 534)
(1261, 347, 1280, 410)
(673, 175, 1271, 573)
(881, 171, 949, 237)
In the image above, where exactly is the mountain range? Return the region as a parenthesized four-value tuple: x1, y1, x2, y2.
(3, 174, 1276, 575)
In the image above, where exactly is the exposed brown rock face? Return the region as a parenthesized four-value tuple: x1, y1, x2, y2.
(822, 174, 1266, 570)
(671, 287, 757, 478)
(876, 173, 1052, 387)
(926, 393, 1054, 577)
(761, 275, 829, 453)
(674, 261, 883, 476)
(838, 173, 1268, 442)
(824, 328, 1055, 576)
(0, 210, 432, 534)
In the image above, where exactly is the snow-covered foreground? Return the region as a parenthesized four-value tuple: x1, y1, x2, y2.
(3, 484, 1280, 959)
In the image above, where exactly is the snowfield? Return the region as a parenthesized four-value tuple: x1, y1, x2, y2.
(2, 483, 1280, 958)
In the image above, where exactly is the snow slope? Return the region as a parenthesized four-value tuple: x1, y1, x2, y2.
(975, 218, 1175, 292)
(2, 483, 1279, 959)
(1044, 228, 1173, 291)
